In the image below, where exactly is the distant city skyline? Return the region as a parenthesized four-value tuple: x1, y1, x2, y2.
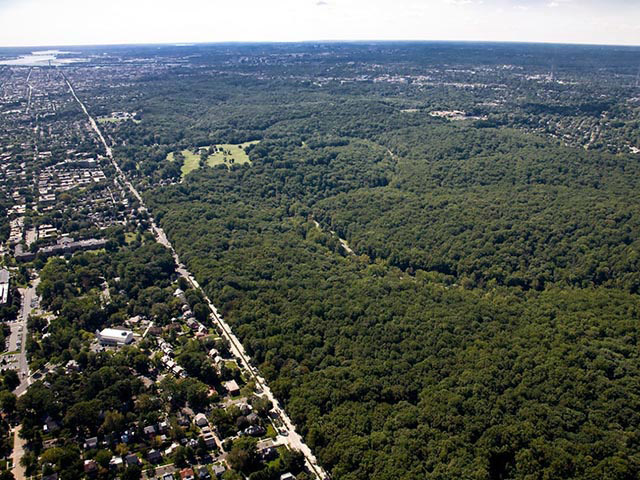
(0, 0, 638, 48)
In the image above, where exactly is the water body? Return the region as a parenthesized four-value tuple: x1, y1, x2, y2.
(0, 50, 86, 66)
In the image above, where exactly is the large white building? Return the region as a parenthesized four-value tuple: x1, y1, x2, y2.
(97, 328, 134, 346)
(0, 269, 9, 305)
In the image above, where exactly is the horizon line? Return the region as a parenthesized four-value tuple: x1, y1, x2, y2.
(1, 38, 639, 50)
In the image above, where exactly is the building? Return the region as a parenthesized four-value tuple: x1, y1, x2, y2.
(147, 449, 162, 464)
(180, 468, 195, 480)
(224, 379, 240, 396)
(0, 268, 9, 304)
(16, 236, 108, 262)
(200, 431, 217, 449)
(96, 328, 134, 346)
(194, 413, 208, 427)
(84, 459, 98, 474)
(211, 465, 226, 478)
(83, 437, 98, 450)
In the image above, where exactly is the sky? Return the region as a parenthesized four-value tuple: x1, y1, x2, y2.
(0, 0, 638, 47)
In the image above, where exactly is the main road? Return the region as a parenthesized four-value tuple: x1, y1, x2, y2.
(13, 277, 39, 397)
(64, 74, 329, 480)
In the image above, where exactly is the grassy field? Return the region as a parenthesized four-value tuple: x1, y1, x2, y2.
(167, 141, 258, 177)
(167, 150, 202, 176)
(207, 141, 257, 167)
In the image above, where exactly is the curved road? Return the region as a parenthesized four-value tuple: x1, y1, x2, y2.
(64, 74, 328, 480)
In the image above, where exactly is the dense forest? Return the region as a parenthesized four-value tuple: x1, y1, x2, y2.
(146, 125, 640, 479)
(81, 42, 640, 479)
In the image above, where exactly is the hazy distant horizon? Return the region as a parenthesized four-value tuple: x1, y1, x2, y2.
(0, 39, 639, 51)
(0, 0, 638, 49)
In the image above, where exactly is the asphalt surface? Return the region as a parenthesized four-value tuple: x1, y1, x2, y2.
(13, 278, 38, 397)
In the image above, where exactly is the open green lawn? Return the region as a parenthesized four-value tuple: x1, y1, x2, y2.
(167, 141, 258, 178)
(167, 150, 202, 176)
(207, 141, 258, 167)
(124, 232, 138, 244)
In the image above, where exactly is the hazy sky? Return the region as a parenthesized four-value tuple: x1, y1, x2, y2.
(0, 0, 638, 47)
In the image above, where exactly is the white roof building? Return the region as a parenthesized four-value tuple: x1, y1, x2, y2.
(97, 328, 133, 346)
(0, 269, 9, 305)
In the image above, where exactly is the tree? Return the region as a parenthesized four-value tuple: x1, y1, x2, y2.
(102, 411, 125, 434)
(95, 449, 112, 469)
(3, 370, 19, 391)
(194, 303, 209, 323)
(19, 452, 38, 476)
(0, 470, 15, 480)
(174, 445, 190, 468)
(227, 437, 258, 474)
(122, 465, 142, 480)
(0, 391, 17, 414)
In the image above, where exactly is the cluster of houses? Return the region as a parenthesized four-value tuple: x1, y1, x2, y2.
(37, 160, 107, 203)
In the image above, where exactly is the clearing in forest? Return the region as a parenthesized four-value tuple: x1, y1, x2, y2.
(167, 141, 258, 177)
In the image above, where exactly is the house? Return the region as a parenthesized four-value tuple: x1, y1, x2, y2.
(243, 425, 266, 437)
(83, 436, 98, 449)
(109, 456, 123, 470)
(259, 446, 278, 461)
(65, 359, 80, 372)
(43, 416, 60, 434)
(180, 468, 195, 480)
(224, 379, 240, 396)
(165, 442, 180, 456)
(124, 453, 140, 466)
(246, 413, 260, 425)
(96, 327, 133, 346)
(194, 413, 208, 427)
(147, 449, 162, 464)
(148, 326, 163, 336)
(84, 459, 97, 474)
(280, 474, 296, 480)
(211, 465, 226, 478)
(201, 432, 217, 449)
(197, 466, 211, 479)
(144, 424, 157, 436)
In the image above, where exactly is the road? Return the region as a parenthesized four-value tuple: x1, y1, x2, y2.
(312, 219, 355, 256)
(13, 278, 38, 397)
(11, 425, 26, 480)
(65, 75, 329, 480)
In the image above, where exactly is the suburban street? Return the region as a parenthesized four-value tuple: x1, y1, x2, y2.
(10, 278, 39, 479)
(12, 277, 38, 397)
(67, 75, 329, 480)
(11, 425, 26, 480)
